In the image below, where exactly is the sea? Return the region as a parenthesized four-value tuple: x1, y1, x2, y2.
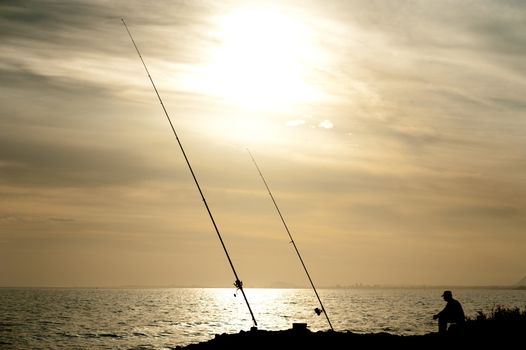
(1, 287, 525, 349)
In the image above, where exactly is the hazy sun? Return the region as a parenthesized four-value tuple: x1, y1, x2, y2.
(206, 7, 322, 112)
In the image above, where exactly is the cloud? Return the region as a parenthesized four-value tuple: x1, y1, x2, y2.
(318, 120, 333, 129)
(286, 119, 305, 127)
(0, 128, 188, 188)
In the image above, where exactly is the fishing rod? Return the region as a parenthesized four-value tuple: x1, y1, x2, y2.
(121, 18, 257, 328)
(247, 149, 334, 331)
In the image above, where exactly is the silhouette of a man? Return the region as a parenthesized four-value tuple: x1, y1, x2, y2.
(433, 290, 465, 333)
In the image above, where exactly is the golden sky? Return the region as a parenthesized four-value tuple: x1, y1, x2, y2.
(1, 0, 525, 287)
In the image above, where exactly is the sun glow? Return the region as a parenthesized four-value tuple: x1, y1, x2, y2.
(205, 7, 324, 112)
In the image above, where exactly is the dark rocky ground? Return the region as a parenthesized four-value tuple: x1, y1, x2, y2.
(175, 325, 522, 349)
(176, 307, 526, 349)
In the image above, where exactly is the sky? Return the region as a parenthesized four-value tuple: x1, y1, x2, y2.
(1, 0, 525, 288)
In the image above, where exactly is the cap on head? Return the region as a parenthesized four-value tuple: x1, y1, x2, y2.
(442, 290, 452, 297)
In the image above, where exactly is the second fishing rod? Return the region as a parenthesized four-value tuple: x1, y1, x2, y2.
(247, 149, 334, 331)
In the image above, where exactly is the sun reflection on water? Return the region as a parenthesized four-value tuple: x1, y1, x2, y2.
(205, 288, 330, 332)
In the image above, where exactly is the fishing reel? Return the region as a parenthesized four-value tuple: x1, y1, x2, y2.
(233, 279, 243, 297)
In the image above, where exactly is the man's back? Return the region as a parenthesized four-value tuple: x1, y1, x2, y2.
(443, 298, 465, 323)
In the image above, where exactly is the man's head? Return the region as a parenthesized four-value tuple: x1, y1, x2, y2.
(442, 290, 453, 301)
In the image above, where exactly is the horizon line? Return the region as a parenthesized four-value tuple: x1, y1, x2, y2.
(1, 284, 525, 289)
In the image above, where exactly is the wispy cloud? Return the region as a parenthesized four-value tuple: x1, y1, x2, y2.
(318, 120, 333, 129)
(286, 119, 305, 127)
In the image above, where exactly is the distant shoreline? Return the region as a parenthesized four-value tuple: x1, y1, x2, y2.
(1, 285, 525, 290)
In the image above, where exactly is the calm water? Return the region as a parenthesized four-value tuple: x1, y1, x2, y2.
(1, 288, 525, 349)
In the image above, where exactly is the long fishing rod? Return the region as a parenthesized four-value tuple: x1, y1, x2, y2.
(247, 149, 334, 331)
(122, 18, 257, 328)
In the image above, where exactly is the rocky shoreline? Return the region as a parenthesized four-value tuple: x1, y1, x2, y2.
(175, 325, 519, 349)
